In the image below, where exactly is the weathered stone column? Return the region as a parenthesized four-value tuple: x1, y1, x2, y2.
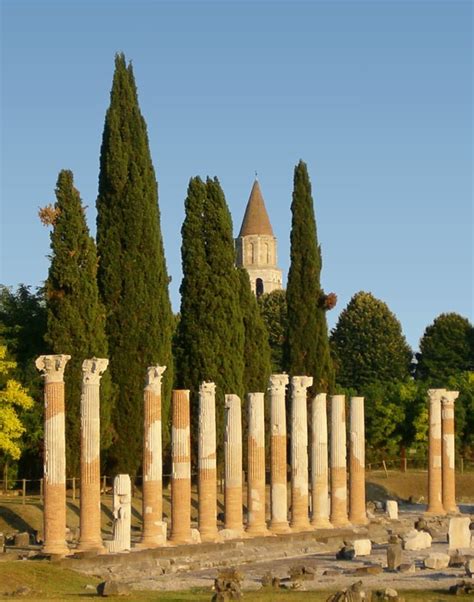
(198, 382, 218, 542)
(246, 392, 269, 535)
(348, 396, 368, 525)
(290, 376, 312, 531)
(106, 474, 131, 553)
(441, 390, 459, 514)
(426, 388, 446, 515)
(140, 365, 166, 548)
(269, 374, 290, 533)
(78, 358, 108, 552)
(223, 394, 243, 536)
(311, 393, 332, 528)
(330, 394, 350, 527)
(170, 389, 192, 544)
(35, 354, 71, 556)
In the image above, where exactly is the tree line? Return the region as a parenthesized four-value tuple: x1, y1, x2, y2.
(1, 54, 473, 482)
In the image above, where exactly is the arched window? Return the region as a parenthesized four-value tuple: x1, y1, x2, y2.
(264, 242, 270, 264)
(247, 242, 254, 264)
(256, 278, 264, 297)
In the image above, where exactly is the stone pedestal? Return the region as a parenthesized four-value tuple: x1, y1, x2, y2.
(36, 354, 71, 556)
(106, 474, 131, 553)
(441, 390, 459, 513)
(311, 393, 332, 528)
(198, 382, 218, 542)
(349, 396, 368, 525)
(170, 390, 192, 544)
(78, 358, 108, 553)
(140, 366, 166, 548)
(246, 392, 269, 536)
(426, 389, 446, 515)
(290, 376, 312, 531)
(224, 394, 243, 535)
(269, 374, 290, 533)
(330, 394, 350, 527)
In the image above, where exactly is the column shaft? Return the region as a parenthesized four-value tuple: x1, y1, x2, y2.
(224, 394, 243, 534)
(441, 391, 459, 513)
(198, 382, 218, 541)
(349, 396, 368, 525)
(330, 394, 350, 527)
(36, 354, 70, 556)
(170, 390, 192, 543)
(426, 389, 446, 515)
(246, 392, 268, 535)
(311, 393, 331, 528)
(269, 374, 290, 533)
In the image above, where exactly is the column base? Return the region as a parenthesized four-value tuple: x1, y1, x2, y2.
(311, 517, 333, 529)
(349, 514, 369, 526)
(269, 521, 291, 534)
(425, 507, 446, 516)
(289, 520, 311, 532)
(218, 528, 245, 541)
(135, 537, 167, 549)
(199, 529, 219, 543)
(42, 542, 71, 556)
(245, 524, 272, 537)
(76, 541, 107, 554)
(330, 517, 351, 528)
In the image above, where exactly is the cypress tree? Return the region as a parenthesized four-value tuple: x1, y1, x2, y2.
(284, 160, 334, 393)
(96, 54, 173, 475)
(44, 170, 113, 477)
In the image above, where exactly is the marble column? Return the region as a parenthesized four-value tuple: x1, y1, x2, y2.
(106, 474, 131, 553)
(441, 390, 459, 514)
(290, 376, 312, 531)
(224, 394, 243, 535)
(78, 358, 108, 552)
(35, 354, 71, 556)
(310, 393, 332, 528)
(348, 396, 368, 525)
(426, 389, 446, 515)
(140, 365, 166, 547)
(246, 392, 269, 535)
(269, 374, 290, 533)
(330, 394, 350, 527)
(198, 382, 218, 541)
(170, 389, 192, 544)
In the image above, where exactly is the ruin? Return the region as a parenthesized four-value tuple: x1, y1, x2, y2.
(223, 394, 243, 536)
(330, 394, 350, 527)
(246, 392, 269, 535)
(426, 388, 446, 515)
(349, 396, 368, 525)
(106, 474, 131, 553)
(269, 374, 290, 533)
(198, 382, 218, 542)
(441, 390, 459, 514)
(311, 392, 331, 528)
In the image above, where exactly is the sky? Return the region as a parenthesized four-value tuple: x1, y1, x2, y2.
(1, 0, 472, 351)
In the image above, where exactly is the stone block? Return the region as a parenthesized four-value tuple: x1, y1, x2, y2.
(424, 553, 450, 570)
(466, 558, 474, 578)
(402, 529, 431, 551)
(448, 517, 471, 550)
(97, 581, 131, 597)
(386, 501, 398, 520)
(217, 529, 243, 542)
(398, 563, 416, 573)
(190, 528, 201, 544)
(0, 533, 4, 553)
(353, 539, 372, 556)
(13, 532, 30, 547)
(387, 543, 402, 570)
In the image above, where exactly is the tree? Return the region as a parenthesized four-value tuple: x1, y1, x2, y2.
(238, 268, 272, 392)
(284, 160, 334, 393)
(96, 54, 174, 475)
(175, 177, 244, 460)
(258, 289, 287, 373)
(415, 313, 473, 384)
(0, 345, 34, 486)
(43, 169, 113, 477)
(331, 291, 412, 390)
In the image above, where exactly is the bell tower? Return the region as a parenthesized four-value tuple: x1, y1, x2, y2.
(235, 179, 283, 296)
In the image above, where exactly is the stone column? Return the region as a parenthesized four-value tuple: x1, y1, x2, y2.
(78, 358, 108, 552)
(290, 376, 312, 531)
(246, 392, 269, 535)
(426, 389, 446, 515)
(348, 396, 368, 525)
(224, 394, 243, 535)
(35, 354, 71, 556)
(140, 365, 166, 548)
(106, 474, 131, 553)
(269, 374, 290, 533)
(441, 390, 459, 514)
(310, 393, 332, 528)
(330, 394, 350, 527)
(170, 389, 192, 544)
(198, 382, 218, 542)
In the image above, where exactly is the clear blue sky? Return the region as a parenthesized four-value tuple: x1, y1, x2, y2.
(1, 0, 472, 350)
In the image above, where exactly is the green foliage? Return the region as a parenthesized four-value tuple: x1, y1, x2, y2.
(175, 177, 244, 462)
(331, 291, 412, 390)
(45, 170, 113, 477)
(416, 313, 474, 384)
(284, 160, 334, 393)
(96, 54, 173, 475)
(257, 289, 287, 373)
(445, 371, 474, 454)
(238, 268, 272, 393)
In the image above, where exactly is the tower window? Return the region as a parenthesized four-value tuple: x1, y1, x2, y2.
(256, 278, 264, 297)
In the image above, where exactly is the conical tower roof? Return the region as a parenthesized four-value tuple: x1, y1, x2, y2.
(238, 180, 274, 237)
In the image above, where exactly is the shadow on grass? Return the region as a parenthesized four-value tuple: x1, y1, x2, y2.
(0, 504, 34, 533)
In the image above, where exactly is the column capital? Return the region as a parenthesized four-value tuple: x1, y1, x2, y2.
(35, 354, 71, 383)
(268, 373, 289, 393)
(199, 381, 216, 396)
(441, 390, 459, 406)
(291, 375, 313, 394)
(82, 358, 109, 384)
(427, 388, 447, 403)
(145, 365, 166, 393)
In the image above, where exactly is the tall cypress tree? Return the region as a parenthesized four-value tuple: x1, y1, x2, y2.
(96, 54, 173, 475)
(284, 160, 334, 393)
(44, 170, 113, 477)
